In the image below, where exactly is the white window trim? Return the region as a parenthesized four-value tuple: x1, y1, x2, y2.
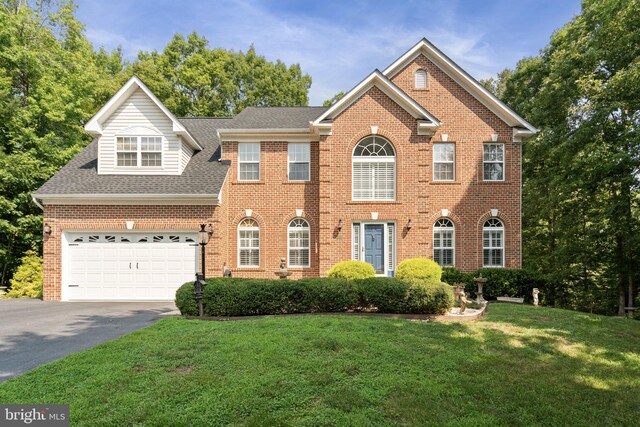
(482, 219, 504, 268)
(238, 143, 260, 182)
(288, 143, 310, 182)
(352, 222, 396, 277)
(483, 143, 505, 182)
(433, 219, 455, 267)
(238, 219, 260, 268)
(433, 143, 455, 181)
(287, 218, 310, 268)
(115, 136, 164, 169)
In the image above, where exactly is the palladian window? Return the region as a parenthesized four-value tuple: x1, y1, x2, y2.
(483, 218, 504, 267)
(352, 136, 396, 201)
(238, 218, 260, 267)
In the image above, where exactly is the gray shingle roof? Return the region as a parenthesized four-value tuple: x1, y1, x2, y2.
(33, 118, 231, 197)
(219, 106, 328, 130)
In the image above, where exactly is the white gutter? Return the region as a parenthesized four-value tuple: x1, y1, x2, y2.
(31, 194, 44, 210)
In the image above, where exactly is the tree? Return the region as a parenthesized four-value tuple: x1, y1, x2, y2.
(479, 69, 513, 99)
(0, 0, 123, 286)
(323, 91, 345, 107)
(128, 33, 312, 116)
(500, 0, 640, 314)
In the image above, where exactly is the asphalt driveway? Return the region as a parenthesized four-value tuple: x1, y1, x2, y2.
(0, 299, 178, 382)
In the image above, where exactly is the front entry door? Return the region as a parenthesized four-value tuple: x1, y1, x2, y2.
(364, 224, 384, 274)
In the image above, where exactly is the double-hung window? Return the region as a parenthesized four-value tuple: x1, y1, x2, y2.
(238, 218, 260, 267)
(238, 143, 260, 181)
(288, 218, 310, 267)
(483, 143, 504, 181)
(483, 218, 504, 267)
(433, 143, 455, 181)
(116, 136, 162, 167)
(433, 218, 454, 267)
(352, 136, 396, 201)
(288, 143, 310, 181)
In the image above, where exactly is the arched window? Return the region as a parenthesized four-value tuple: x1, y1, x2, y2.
(288, 218, 310, 268)
(238, 218, 260, 267)
(352, 136, 396, 200)
(483, 218, 504, 267)
(415, 69, 428, 89)
(433, 218, 454, 267)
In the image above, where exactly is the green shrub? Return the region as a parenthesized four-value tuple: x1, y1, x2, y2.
(395, 258, 442, 282)
(327, 260, 376, 280)
(175, 281, 199, 316)
(403, 280, 454, 315)
(441, 268, 473, 286)
(4, 251, 43, 299)
(174, 276, 454, 316)
(472, 269, 549, 304)
(635, 294, 640, 320)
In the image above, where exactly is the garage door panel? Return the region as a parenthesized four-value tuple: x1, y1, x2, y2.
(64, 232, 198, 301)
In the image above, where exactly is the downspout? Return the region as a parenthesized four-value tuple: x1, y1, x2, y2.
(31, 194, 44, 210)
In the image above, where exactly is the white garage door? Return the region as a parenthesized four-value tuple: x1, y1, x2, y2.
(63, 232, 198, 301)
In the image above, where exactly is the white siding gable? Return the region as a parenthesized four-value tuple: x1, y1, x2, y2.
(98, 89, 188, 175)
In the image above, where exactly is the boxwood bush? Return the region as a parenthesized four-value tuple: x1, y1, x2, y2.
(175, 276, 454, 317)
(395, 258, 442, 282)
(327, 260, 375, 280)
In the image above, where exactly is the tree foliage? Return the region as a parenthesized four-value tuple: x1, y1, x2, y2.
(498, 0, 640, 314)
(0, 1, 311, 289)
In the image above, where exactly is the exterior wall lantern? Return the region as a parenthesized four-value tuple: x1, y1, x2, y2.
(406, 219, 413, 231)
(43, 223, 52, 236)
(337, 219, 343, 232)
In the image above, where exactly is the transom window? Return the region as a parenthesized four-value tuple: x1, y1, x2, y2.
(238, 218, 260, 267)
(116, 136, 162, 167)
(483, 218, 504, 267)
(433, 218, 454, 267)
(288, 143, 310, 181)
(415, 69, 428, 89)
(433, 143, 455, 181)
(352, 136, 396, 201)
(238, 143, 260, 181)
(483, 143, 504, 181)
(288, 218, 310, 268)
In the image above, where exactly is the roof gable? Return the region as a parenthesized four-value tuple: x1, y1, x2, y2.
(311, 70, 440, 136)
(383, 38, 537, 136)
(84, 76, 203, 150)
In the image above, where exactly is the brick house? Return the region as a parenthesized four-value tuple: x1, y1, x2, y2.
(33, 39, 536, 301)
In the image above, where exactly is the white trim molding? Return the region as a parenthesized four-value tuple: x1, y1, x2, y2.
(383, 38, 538, 137)
(84, 76, 202, 151)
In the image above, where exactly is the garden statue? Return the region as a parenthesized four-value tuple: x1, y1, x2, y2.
(453, 285, 470, 314)
(223, 263, 232, 278)
(533, 288, 539, 307)
(474, 273, 488, 304)
(275, 257, 292, 279)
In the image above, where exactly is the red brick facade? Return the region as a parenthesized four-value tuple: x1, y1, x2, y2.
(41, 53, 523, 300)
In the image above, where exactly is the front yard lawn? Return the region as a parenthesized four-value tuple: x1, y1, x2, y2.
(1, 304, 639, 426)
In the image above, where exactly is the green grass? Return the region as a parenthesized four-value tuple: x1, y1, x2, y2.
(1, 305, 639, 426)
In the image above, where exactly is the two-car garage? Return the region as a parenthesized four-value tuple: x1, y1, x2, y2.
(62, 232, 198, 301)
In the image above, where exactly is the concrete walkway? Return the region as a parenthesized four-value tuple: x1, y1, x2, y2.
(0, 299, 177, 382)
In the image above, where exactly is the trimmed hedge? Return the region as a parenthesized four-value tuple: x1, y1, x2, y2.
(327, 260, 376, 280)
(395, 258, 442, 282)
(175, 277, 454, 317)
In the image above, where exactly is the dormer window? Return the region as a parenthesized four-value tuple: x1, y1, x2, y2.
(116, 136, 163, 167)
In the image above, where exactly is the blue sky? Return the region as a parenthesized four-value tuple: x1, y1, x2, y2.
(76, 0, 581, 105)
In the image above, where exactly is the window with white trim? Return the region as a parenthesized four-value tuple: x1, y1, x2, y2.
(352, 136, 396, 201)
(238, 218, 260, 267)
(483, 143, 504, 181)
(433, 218, 454, 267)
(288, 218, 310, 267)
(288, 143, 310, 181)
(116, 136, 162, 167)
(483, 218, 504, 267)
(238, 143, 260, 181)
(415, 69, 428, 89)
(433, 143, 455, 181)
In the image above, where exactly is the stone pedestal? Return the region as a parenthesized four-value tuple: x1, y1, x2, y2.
(474, 274, 488, 304)
(274, 257, 292, 279)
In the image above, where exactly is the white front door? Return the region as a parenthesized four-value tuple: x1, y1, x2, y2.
(63, 233, 198, 301)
